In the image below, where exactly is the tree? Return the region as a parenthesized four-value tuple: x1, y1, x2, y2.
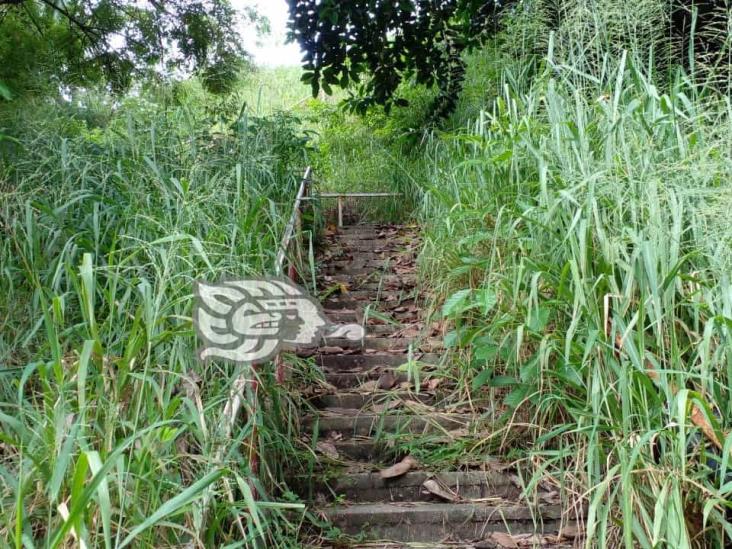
(0, 0, 257, 96)
(286, 0, 512, 121)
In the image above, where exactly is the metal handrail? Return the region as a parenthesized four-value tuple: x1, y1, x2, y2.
(231, 166, 312, 507)
(303, 192, 401, 198)
(303, 190, 402, 228)
(275, 166, 312, 277)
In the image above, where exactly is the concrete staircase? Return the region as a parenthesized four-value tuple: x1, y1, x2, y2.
(295, 224, 578, 548)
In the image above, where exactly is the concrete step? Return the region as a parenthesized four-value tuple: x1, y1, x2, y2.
(301, 337, 417, 353)
(324, 369, 407, 389)
(310, 391, 437, 410)
(324, 471, 521, 502)
(322, 289, 417, 302)
(331, 438, 384, 461)
(329, 227, 418, 239)
(322, 501, 566, 542)
(327, 258, 401, 270)
(329, 233, 402, 242)
(363, 324, 420, 336)
(332, 229, 419, 239)
(323, 296, 416, 310)
(327, 242, 419, 255)
(323, 309, 420, 325)
(337, 223, 408, 230)
(323, 266, 391, 276)
(321, 282, 417, 294)
(316, 353, 441, 370)
(317, 336, 432, 352)
(346, 541, 460, 549)
(306, 412, 473, 437)
(323, 251, 416, 262)
(328, 434, 474, 461)
(299, 337, 441, 355)
(319, 274, 417, 287)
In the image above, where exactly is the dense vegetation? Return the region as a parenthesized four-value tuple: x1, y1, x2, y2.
(2, 0, 732, 547)
(0, 81, 319, 545)
(0, 0, 258, 95)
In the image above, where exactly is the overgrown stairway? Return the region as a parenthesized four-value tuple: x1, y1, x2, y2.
(295, 223, 579, 548)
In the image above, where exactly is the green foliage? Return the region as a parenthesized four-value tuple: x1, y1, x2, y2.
(0, 81, 314, 546)
(416, 2, 732, 543)
(308, 90, 430, 222)
(0, 0, 255, 96)
(2, 0, 732, 545)
(286, 0, 514, 121)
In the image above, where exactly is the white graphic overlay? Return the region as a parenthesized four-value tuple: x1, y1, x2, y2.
(193, 277, 365, 364)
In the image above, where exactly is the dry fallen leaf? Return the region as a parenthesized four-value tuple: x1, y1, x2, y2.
(539, 490, 561, 504)
(357, 380, 379, 392)
(316, 441, 339, 459)
(485, 532, 519, 548)
(395, 326, 421, 339)
(377, 371, 397, 390)
(379, 455, 418, 479)
(403, 400, 433, 413)
(421, 478, 460, 502)
(690, 402, 722, 449)
(426, 377, 443, 391)
(326, 431, 343, 441)
(372, 400, 402, 413)
(447, 428, 469, 439)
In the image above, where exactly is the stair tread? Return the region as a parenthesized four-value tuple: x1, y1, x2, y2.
(316, 353, 441, 369)
(322, 500, 563, 517)
(321, 501, 569, 543)
(319, 470, 522, 503)
(305, 411, 477, 437)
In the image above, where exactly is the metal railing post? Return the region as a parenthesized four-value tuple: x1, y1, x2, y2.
(273, 166, 312, 384)
(275, 166, 312, 277)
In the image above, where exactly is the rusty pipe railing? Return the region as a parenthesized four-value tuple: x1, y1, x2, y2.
(275, 166, 312, 279)
(273, 166, 312, 384)
(215, 167, 312, 512)
(302, 191, 401, 228)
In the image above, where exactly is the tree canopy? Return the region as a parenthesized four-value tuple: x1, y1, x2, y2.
(0, 0, 255, 96)
(286, 0, 510, 121)
(288, 0, 732, 121)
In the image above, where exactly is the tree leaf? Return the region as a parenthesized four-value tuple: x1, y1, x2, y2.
(379, 455, 417, 479)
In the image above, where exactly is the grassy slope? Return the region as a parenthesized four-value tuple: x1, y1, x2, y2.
(0, 77, 319, 547)
(414, 10, 732, 549)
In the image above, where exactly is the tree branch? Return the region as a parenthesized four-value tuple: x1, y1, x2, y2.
(38, 0, 103, 41)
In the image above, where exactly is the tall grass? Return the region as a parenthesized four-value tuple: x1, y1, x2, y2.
(0, 81, 313, 546)
(419, 1, 732, 546)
